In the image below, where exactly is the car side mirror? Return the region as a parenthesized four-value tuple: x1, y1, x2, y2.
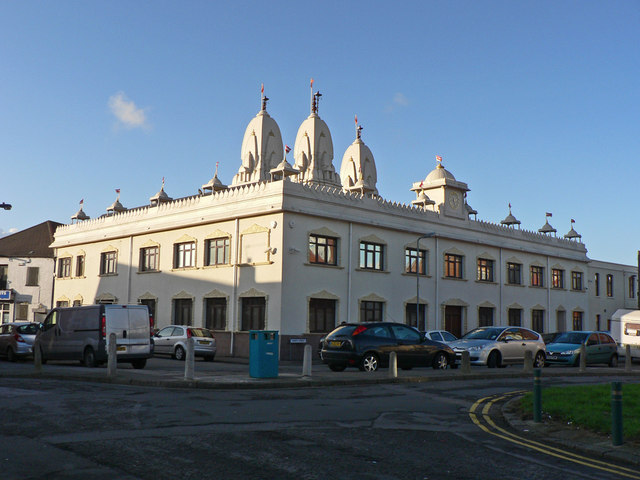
(37, 323, 44, 331)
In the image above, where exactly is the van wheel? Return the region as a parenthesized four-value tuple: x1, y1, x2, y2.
(174, 346, 185, 361)
(83, 347, 97, 368)
(131, 359, 147, 369)
(38, 346, 47, 365)
(6, 347, 16, 363)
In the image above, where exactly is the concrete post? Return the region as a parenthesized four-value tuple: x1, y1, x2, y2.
(625, 345, 632, 372)
(523, 350, 533, 374)
(302, 344, 312, 377)
(184, 336, 195, 381)
(388, 351, 397, 378)
(533, 369, 542, 423)
(461, 351, 471, 374)
(34, 344, 42, 373)
(107, 332, 117, 378)
(611, 382, 623, 446)
(579, 344, 586, 372)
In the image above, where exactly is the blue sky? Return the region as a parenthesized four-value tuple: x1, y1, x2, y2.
(1, 1, 638, 264)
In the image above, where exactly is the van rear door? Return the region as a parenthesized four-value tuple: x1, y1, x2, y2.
(104, 305, 150, 356)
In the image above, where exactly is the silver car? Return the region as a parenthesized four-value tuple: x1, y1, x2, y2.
(424, 329, 458, 344)
(449, 326, 546, 368)
(153, 325, 216, 361)
(0, 322, 38, 361)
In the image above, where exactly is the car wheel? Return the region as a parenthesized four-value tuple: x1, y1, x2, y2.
(131, 359, 146, 369)
(6, 347, 15, 363)
(174, 345, 186, 361)
(534, 351, 545, 368)
(361, 352, 379, 372)
(83, 347, 97, 368)
(432, 352, 448, 370)
(328, 363, 346, 372)
(609, 354, 618, 368)
(487, 350, 501, 368)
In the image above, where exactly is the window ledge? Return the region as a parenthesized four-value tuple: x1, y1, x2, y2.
(401, 272, 431, 278)
(505, 283, 525, 287)
(171, 267, 198, 272)
(551, 287, 567, 291)
(475, 280, 498, 285)
(355, 268, 390, 274)
(98, 273, 118, 277)
(442, 276, 467, 282)
(72, 276, 86, 280)
(304, 263, 343, 269)
(528, 285, 546, 289)
(138, 270, 161, 274)
(203, 264, 233, 269)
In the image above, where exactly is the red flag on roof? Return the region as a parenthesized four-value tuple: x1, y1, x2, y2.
(261, 83, 264, 94)
(115, 189, 120, 194)
(571, 218, 575, 223)
(545, 212, 552, 217)
(435, 155, 442, 163)
(310, 78, 314, 88)
(285, 145, 291, 154)
(355, 114, 358, 125)
(79, 199, 84, 205)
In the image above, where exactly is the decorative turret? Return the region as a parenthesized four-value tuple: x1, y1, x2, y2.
(411, 156, 469, 219)
(340, 116, 378, 195)
(106, 189, 126, 215)
(538, 213, 557, 235)
(202, 162, 228, 194)
(564, 219, 582, 240)
(270, 145, 299, 181)
(150, 178, 173, 206)
(71, 199, 90, 223)
(232, 84, 284, 186)
(500, 203, 521, 228)
(292, 79, 341, 188)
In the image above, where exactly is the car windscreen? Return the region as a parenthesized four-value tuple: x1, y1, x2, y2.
(16, 324, 38, 335)
(327, 325, 357, 338)
(189, 328, 211, 338)
(554, 332, 588, 344)
(461, 328, 504, 340)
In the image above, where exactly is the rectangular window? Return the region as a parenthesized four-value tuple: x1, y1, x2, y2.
(508, 308, 522, 327)
(0, 303, 9, 323)
(360, 301, 384, 322)
(0, 265, 7, 290)
(530, 265, 544, 287)
(478, 307, 494, 327)
(241, 297, 266, 331)
(405, 248, 427, 275)
(205, 237, 230, 266)
(629, 276, 636, 299)
(405, 303, 426, 331)
(477, 258, 494, 282)
(606, 274, 613, 297)
(75, 255, 85, 277)
(444, 254, 463, 279)
(594, 273, 600, 296)
(507, 263, 521, 285)
(16, 303, 28, 321)
(72, 300, 82, 307)
(572, 311, 583, 330)
(140, 246, 159, 272)
(57, 258, 71, 278)
(309, 235, 338, 266)
(26, 266, 39, 286)
(56, 300, 69, 307)
(359, 242, 384, 270)
(571, 271, 583, 291)
(174, 242, 196, 269)
(596, 314, 601, 331)
(551, 269, 564, 289)
(205, 297, 227, 330)
(309, 298, 336, 333)
(100, 251, 117, 275)
(173, 298, 192, 325)
(532, 309, 544, 333)
(139, 299, 156, 319)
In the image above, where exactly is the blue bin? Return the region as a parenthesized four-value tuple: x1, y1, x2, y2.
(249, 330, 279, 378)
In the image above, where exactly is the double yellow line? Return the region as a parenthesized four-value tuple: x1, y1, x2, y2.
(469, 391, 640, 479)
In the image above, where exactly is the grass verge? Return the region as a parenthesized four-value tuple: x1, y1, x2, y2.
(520, 382, 640, 441)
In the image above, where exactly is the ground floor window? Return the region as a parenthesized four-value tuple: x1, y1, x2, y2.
(140, 299, 156, 320)
(508, 308, 522, 327)
(532, 309, 544, 333)
(0, 303, 10, 323)
(173, 298, 192, 325)
(309, 298, 336, 333)
(205, 297, 227, 330)
(478, 307, 493, 327)
(556, 310, 566, 332)
(241, 297, 266, 331)
(405, 303, 426, 331)
(360, 301, 383, 323)
(572, 311, 583, 330)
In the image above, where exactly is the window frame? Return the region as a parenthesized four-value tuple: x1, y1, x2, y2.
(551, 268, 564, 289)
(476, 258, 494, 282)
(140, 246, 159, 272)
(75, 255, 85, 277)
(174, 241, 196, 269)
(360, 300, 384, 322)
(308, 234, 338, 266)
(57, 258, 71, 279)
(100, 251, 117, 275)
(204, 297, 227, 330)
(530, 265, 544, 287)
(506, 262, 522, 285)
(532, 309, 544, 333)
(405, 247, 428, 275)
(571, 271, 583, 291)
(205, 237, 230, 267)
(359, 241, 384, 271)
(308, 298, 336, 333)
(26, 266, 39, 286)
(606, 274, 614, 297)
(444, 253, 463, 279)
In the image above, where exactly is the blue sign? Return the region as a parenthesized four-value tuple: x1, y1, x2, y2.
(0, 290, 11, 300)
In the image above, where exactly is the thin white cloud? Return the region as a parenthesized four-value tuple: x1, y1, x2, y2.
(385, 92, 410, 112)
(108, 92, 150, 130)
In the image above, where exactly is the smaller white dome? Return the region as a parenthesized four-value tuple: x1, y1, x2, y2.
(425, 163, 456, 183)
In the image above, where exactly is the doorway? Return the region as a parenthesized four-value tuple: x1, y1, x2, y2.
(444, 305, 463, 337)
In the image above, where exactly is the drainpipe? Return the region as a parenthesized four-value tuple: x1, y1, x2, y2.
(434, 237, 439, 329)
(546, 255, 550, 332)
(499, 248, 503, 324)
(230, 218, 240, 356)
(347, 222, 352, 323)
(126, 235, 133, 304)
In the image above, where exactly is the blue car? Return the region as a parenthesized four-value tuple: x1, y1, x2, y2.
(545, 331, 618, 367)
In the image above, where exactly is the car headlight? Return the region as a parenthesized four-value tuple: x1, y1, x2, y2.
(467, 346, 483, 352)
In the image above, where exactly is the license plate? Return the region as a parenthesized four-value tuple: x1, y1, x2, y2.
(198, 340, 210, 345)
(117, 346, 126, 352)
(547, 355, 556, 360)
(329, 340, 342, 347)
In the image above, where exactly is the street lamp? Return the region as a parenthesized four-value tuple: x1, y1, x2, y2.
(416, 233, 435, 331)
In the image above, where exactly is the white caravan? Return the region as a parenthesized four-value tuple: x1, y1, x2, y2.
(610, 309, 640, 361)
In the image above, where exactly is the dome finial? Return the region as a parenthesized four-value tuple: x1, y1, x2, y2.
(436, 154, 443, 168)
(355, 115, 363, 140)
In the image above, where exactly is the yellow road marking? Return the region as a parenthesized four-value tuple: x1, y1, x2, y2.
(469, 391, 640, 479)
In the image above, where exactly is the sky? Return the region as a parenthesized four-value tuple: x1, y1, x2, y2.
(0, 1, 638, 265)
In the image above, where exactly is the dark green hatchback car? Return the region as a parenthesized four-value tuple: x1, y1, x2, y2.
(545, 331, 618, 367)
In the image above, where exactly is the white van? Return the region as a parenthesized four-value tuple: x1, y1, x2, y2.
(610, 309, 640, 361)
(35, 304, 153, 368)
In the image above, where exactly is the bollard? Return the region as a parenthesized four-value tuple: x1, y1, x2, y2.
(611, 382, 623, 446)
(388, 351, 397, 378)
(461, 351, 471, 374)
(184, 336, 195, 381)
(579, 344, 586, 372)
(523, 350, 533, 374)
(34, 344, 42, 373)
(533, 369, 542, 423)
(302, 344, 312, 377)
(625, 345, 632, 372)
(107, 332, 117, 378)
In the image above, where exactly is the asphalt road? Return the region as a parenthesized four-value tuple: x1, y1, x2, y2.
(1, 365, 639, 480)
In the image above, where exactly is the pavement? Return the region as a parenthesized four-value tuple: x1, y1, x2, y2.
(2, 356, 640, 470)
